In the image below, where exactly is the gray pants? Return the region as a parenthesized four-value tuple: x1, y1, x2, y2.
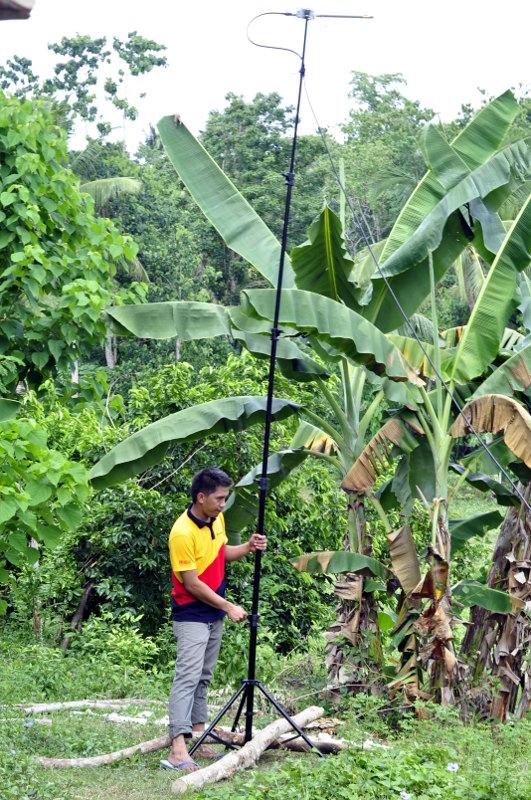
(168, 619, 224, 741)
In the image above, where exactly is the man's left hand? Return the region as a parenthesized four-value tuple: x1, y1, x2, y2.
(248, 533, 267, 553)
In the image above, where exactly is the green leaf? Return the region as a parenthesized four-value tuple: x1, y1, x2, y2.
(105, 301, 232, 340)
(157, 117, 293, 288)
(0, 399, 19, 421)
(450, 463, 520, 507)
(453, 580, 519, 612)
(377, 609, 398, 632)
(26, 480, 53, 507)
(471, 342, 531, 399)
(449, 510, 504, 554)
(291, 206, 358, 308)
(291, 550, 387, 579)
(56, 504, 83, 529)
(450, 193, 531, 383)
(0, 495, 18, 524)
(242, 288, 422, 384)
(36, 524, 62, 548)
(90, 396, 300, 489)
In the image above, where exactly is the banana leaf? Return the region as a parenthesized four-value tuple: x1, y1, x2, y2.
(157, 117, 293, 288)
(242, 288, 423, 385)
(365, 137, 530, 331)
(291, 551, 387, 579)
(291, 205, 358, 308)
(451, 394, 531, 468)
(89, 396, 300, 489)
(449, 193, 531, 383)
(449, 510, 504, 554)
(105, 301, 232, 339)
(387, 524, 421, 595)
(471, 342, 531, 399)
(453, 580, 522, 612)
(450, 462, 520, 507)
(341, 419, 418, 492)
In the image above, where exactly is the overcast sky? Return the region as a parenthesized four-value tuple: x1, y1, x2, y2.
(0, 0, 529, 150)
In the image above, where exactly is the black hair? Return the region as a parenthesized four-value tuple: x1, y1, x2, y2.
(190, 467, 232, 502)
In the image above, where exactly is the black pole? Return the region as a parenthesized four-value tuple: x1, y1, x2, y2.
(244, 9, 311, 743)
(190, 10, 324, 759)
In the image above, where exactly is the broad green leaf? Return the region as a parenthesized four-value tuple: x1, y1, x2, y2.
(291, 205, 358, 308)
(157, 117, 293, 288)
(472, 342, 531, 399)
(449, 510, 504, 554)
(366, 138, 530, 331)
(224, 449, 309, 535)
(290, 420, 338, 454)
(0, 399, 19, 421)
(26, 480, 52, 507)
(291, 551, 387, 579)
(8, 531, 26, 553)
(242, 288, 422, 384)
(56, 504, 83, 529)
(381, 91, 518, 265)
(105, 301, 232, 340)
(37, 524, 63, 548)
(388, 334, 454, 379)
(377, 609, 398, 633)
(419, 125, 470, 191)
(233, 329, 328, 382)
(453, 580, 522, 612)
(408, 437, 436, 503)
(90, 396, 300, 489)
(450, 194, 531, 383)
(450, 463, 520, 507)
(0, 495, 18, 524)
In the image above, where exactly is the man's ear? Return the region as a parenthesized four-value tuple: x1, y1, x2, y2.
(196, 491, 205, 505)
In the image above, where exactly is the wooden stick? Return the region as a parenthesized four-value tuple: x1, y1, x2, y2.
(38, 734, 171, 768)
(171, 706, 324, 795)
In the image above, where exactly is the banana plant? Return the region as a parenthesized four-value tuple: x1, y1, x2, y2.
(89, 93, 530, 690)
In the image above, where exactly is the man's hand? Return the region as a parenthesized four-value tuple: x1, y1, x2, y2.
(248, 533, 267, 553)
(226, 602, 248, 623)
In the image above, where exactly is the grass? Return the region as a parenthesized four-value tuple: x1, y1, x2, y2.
(1, 625, 530, 800)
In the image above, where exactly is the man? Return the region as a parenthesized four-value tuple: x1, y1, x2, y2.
(160, 467, 267, 772)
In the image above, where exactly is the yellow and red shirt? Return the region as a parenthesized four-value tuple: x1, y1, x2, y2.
(169, 505, 228, 622)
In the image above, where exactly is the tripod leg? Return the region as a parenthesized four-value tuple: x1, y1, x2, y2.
(189, 681, 247, 756)
(256, 682, 325, 757)
(231, 684, 248, 732)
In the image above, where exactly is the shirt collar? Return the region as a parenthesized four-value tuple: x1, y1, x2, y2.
(187, 504, 217, 537)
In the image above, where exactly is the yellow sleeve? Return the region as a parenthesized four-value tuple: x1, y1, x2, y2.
(169, 531, 196, 574)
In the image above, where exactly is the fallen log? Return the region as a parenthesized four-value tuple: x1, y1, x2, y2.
(171, 705, 324, 795)
(38, 734, 171, 768)
(15, 698, 159, 714)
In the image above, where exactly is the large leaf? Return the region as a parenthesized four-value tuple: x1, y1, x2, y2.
(449, 510, 504, 554)
(291, 551, 387, 579)
(242, 288, 423, 385)
(381, 91, 518, 265)
(290, 420, 338, 454)
(451, 394, 531, 468)
(341, 419, 418, 492)
(388, 334, 454, 379)
(233, 330, 328, 382)
(80, 177, 142, 209)
(471, 342, 531, 399)
(449, 193, 531, 383)
(157, 117, 293, 288)
(453, 580, 522, 612)
(0, 398, 19, 421)
(106, 301, 231, 339)
(224, 447, 314, 535)
(291, 205, 358, 308)
(365, 137, 530, 331)
(387, 524, 421, 595)
(450, 462, 520, 507)
(89, 396, 300, 489)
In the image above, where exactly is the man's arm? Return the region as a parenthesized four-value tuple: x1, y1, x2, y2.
(225, 533, 267, 563)
(180, 569, 247, 622)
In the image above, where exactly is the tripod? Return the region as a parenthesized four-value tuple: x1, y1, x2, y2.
(190, 7, 371, 758)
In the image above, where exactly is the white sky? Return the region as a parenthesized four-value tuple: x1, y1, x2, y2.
(0, 0, 529, 150)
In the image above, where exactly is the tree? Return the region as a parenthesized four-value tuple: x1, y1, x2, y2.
(0, 91, 145, 391)
(0, 32, 167, 140)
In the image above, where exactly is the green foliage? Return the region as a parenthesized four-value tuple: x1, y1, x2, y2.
(0, 91, 145, 390)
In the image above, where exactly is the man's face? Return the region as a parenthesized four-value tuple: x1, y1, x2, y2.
(197, 486, 230, 519)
